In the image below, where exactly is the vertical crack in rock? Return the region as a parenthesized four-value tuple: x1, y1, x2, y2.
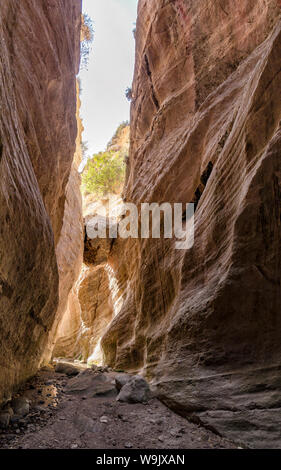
(0, 277, 13, 299)
(145, 54, 160, 110)
(192, 161, 214, 211)
(29, 308, 47, 334)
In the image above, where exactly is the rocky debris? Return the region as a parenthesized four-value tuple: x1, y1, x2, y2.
(74, 414, 96, 433)
(115, 374, 133, 391)
(100, 416, 110, 424)
(11, 398, 30, 417)
(96, 366, 110, 373)
(0, 367, 236, 449)
(55, 363, 81, 377)
(116, 376, 151, 404)
(0, 412, 11, 429)
(0, 369, 67, 445)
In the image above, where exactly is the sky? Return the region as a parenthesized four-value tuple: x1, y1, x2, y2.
(79, 0, 138, 158)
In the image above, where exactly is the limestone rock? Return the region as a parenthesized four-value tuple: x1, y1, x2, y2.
(55, 362, 81, 377)
(0, 411, 11, 429)
(11, 397, 30, 417)
(115, 374, 133, 392)
(116, 376, 151, 404)
(100, 416, 110, 424)
(65, 370, 115, 397)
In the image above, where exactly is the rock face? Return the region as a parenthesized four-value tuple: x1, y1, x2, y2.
(53, 256, 114, 364)
(53, 196, 126, 364)
(0, 0, 81, 402)
(101, 0, 281, 448)
(116, 376, 151, 404)
(43, 81, 84, 363)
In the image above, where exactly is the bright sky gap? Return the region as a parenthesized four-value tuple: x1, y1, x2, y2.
(79, 0, 138, 158)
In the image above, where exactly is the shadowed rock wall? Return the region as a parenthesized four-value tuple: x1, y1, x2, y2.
(0, 0, 81, 402)
(101, 0, 281, 448)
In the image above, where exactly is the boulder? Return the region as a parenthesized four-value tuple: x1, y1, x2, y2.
(115, 374, 133, 391)
(0, 411, 11, 429)
(116, 376, 151, 404)
(11, 397, 30, 417)
(55, 362, 81, 377)
(65, 370, 116, 397)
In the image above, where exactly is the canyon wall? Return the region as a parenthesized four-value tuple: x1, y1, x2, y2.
(43, 81, 84, 363)
(51, 124, 130, 363)
(102, 0, 281, 448)
(0, 0, 81, 402)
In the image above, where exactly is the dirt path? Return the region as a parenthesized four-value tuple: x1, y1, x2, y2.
(0, 365, 236, 449)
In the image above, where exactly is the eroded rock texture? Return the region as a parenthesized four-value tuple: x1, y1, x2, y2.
(102, 0, 281, 448)
(43, 81, 84, 363)
(53, 264, 114, 364)
(0, 0, 81, 402)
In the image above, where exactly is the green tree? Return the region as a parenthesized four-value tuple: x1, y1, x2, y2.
(82, 150, 126, 197)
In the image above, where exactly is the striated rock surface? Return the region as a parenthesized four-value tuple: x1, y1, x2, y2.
(53, 264, 114, 364)
(101, 0, 281, 448)
(77, 265, 114, 363)
(53, 195, 124, 364)
(0, 0, 81, 402)
(43, 81, 84, 363)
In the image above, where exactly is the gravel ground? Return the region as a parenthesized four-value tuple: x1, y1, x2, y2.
(0, 364, 237, 450)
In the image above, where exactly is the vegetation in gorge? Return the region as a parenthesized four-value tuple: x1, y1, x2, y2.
(80, 13, 94, 70)
(82, 122, 129, 197)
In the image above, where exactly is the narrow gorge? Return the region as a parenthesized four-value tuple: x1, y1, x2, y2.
(0, 0, 280, 450)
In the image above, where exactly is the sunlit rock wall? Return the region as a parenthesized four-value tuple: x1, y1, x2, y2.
(52, 197, 123, 363)
(0, 0, 81, 402)
(43, 81, 84, 363)
(102, 0, 281, 448)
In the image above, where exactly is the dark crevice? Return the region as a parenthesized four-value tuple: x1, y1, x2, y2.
(0, 277, 13, 299)
(201, 161, 214, 186)
(110, 236, 116, 252)
(218, 1, 229, 16)
(144, 54, 152, 78)
(29, 308, 47, 333)
(144, 54, 160, 110)
(192, 161, 214, 211)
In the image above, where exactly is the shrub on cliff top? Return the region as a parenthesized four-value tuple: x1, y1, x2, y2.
(80, 13, 94, 70)
(82, 150, 126, 197)
(82, 122, 129, 197)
